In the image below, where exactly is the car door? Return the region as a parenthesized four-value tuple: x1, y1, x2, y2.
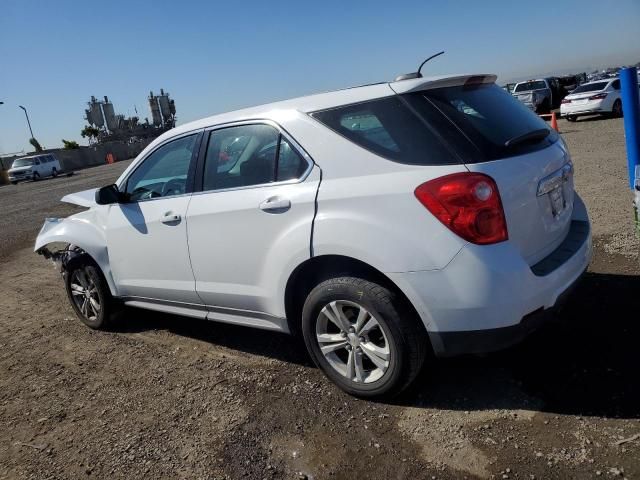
(186, 122, 319, 322)
(107, 131, 204, 305)
(33, 157, 43, 176)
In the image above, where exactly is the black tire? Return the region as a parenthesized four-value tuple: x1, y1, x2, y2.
(11, 181, 17, 185)
(302, 277, 427, 398)
(612, 99, 623, 118)
(32, 172, 40, 181)
(64, 258, 116, 329)
(51, 167, 58, 178)
(567, 115, 577, 122)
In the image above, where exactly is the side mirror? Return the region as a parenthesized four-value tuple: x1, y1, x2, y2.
(95, 184, 122, 205)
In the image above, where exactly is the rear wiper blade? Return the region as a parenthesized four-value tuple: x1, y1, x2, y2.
(504, 128, 550, 148)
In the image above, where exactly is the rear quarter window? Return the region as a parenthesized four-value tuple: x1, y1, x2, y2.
(311, 96, 459, 166)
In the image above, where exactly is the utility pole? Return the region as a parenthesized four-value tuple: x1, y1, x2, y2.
(18, 105, 35, 139)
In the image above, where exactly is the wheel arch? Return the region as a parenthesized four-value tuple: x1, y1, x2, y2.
(34, 216, 117, 295)
(284, 254, 425, 337)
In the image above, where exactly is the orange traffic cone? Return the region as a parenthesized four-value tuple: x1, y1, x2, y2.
(551, 112, 559, 132)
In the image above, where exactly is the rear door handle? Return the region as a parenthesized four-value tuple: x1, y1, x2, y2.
(259, 196, 291, 213)
(161, 211, 181, 224)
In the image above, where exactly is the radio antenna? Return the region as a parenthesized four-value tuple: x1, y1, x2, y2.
(394, 51, 445, 81)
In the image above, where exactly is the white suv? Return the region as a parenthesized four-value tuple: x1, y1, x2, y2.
(9, 154, 62, 184)
(35, 74, 591, 397)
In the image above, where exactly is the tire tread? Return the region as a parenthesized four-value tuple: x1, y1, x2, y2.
(303, 276, 427, 397)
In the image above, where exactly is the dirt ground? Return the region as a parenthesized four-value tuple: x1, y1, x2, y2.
(1, 116, 639, 480)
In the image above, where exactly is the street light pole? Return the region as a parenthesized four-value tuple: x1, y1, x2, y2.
(18, 105, 35, 139)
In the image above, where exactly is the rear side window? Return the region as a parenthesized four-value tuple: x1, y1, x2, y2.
(312, 96, 457, 165)
(277, 138, 308, 181)
(202, 124, 309, 191)
(404, 83, 558, 161)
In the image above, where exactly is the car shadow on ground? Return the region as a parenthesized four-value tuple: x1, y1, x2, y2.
(572, 115, 617, 123)
(112, 307, 310, 366)
(403, 271, 640, 419)
(111, 271, 639, 418)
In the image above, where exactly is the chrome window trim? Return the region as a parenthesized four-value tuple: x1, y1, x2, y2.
(196, 118, 315, 195)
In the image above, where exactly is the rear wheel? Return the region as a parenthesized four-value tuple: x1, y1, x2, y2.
(51, 167, 58, 177)
(11, 181, 17, 185)
(612, 99, 623, 118)
(64, 259, 115, 329)
(32, 172, 40, 181)
(302, 277, 427, 398)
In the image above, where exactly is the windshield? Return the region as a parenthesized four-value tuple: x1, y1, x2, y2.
(571, 82, 608, 94)
(12, 158, 34, 168)
(514, 81, 547, 92)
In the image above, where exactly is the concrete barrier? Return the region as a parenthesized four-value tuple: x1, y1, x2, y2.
(0, 138, 154, 185)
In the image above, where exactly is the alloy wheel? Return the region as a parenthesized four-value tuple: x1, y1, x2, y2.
(69, 268, 101, 321)
(315, 300, 390, 384)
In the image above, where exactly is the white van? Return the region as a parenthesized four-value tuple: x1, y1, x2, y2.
(8, 154, 62, 184)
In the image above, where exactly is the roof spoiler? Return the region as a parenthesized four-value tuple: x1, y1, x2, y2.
(389, 74, 497, 94)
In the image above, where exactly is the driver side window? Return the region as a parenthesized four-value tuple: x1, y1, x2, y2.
(125, 134, 198, 201)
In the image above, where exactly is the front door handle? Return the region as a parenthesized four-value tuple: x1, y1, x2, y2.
(259, 196, 291, 213)
(161, 211, 181, 224)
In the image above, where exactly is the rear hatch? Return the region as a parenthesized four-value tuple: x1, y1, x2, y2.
(395, 79, 573, 265)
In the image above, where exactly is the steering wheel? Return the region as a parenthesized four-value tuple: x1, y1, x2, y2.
(162, 178, 185, 197)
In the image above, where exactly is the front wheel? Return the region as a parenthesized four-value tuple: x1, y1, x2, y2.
(566, 115, 577, 122)
(32, 172, 40, 181)
(302, 277, 427, 398)
(64, 260, 115, 329)
(51, 167, 58, 177)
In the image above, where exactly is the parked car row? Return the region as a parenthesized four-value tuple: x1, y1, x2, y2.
(509, 71, 639, 121)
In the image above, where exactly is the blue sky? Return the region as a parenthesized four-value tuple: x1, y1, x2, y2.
(1, 0, 638, 154)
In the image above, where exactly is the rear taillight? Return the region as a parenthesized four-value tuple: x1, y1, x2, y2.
(589, 93, 607, 100)
(561, 98, 572, 104)
(415, 173, 508, 245)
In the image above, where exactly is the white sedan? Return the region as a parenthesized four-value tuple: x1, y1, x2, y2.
(560, 78, 623, 121)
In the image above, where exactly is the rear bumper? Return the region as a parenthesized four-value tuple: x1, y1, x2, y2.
(427, 266, 584, 356)
(388, 195, 592, 357)
(560, 100, 606, 116)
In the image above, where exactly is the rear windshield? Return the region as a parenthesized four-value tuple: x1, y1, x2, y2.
(12, 158, 34, 167)
(514, 81, 547, 92)
(571, 82, 608, 93)
(405, 83, 558, 161)
(312, 83, 557, 164)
